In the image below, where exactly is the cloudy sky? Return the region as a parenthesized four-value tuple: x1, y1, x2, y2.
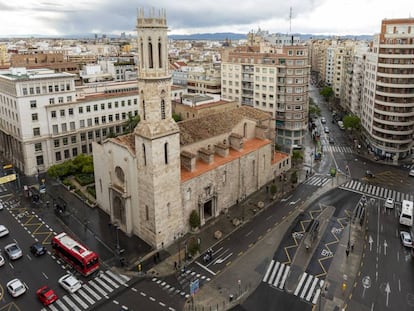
(0, 0, 412, 37)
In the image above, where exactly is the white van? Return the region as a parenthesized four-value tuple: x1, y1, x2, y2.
(400, 200, 413, 227)
(337, 121, 345, 130)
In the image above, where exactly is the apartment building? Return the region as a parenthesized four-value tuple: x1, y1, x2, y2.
(221, 44, 310, 147)
(0, 67, 139, 175)
(361, 18, 414, 160)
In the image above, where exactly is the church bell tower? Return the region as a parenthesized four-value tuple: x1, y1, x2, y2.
(135, 8, 183, 249)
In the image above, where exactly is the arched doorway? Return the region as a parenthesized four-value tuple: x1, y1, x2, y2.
(113, 195, 126, 226)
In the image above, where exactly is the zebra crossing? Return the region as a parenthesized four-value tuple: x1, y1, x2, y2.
(324, 145, 353, 153)
(151, 267, 211, 299)
(40, 270, 130, 311)
(0, 184, 7, 193)
(303, 175, 331, 187)
(262, 260, 324, 304)
(340, 180, 414, 202)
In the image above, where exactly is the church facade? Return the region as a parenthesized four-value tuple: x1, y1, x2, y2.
(92, 9, 291, 249)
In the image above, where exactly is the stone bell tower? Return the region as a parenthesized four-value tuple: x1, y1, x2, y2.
(134, 8, 183, 249)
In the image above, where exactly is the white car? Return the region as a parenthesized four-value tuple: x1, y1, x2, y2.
(384, 198, 394, 209)
(58, 273, 82, 293)
(400, 231, 412, 248)
(0, 202, 3, 210)
(4, 243, 23, 260)
(409, 169, 414, 177)
(321, 117, 326, 124)
(7, 278, 27, 297)
(0, 225, 9, 238)
(0, 254, 5, 267)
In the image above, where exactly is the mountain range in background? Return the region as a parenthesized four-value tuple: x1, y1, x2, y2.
(0, 32, 373, 41)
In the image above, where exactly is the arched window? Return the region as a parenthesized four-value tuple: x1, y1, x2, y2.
(161, 99, 166, 119)
(145, 205, 149, 221)
(148, 38, 153, 69)
(158, 38, 162, 68)
(164, 142, 168, 164)
(142, 143, 146, 166)
(140, 39, 144, 68)
(243, 123, 247, 137)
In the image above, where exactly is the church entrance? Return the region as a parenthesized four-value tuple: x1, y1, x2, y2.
(113, 195, 126, 226)
(203, 199, 213, 220)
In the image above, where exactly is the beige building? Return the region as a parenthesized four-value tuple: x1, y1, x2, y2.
(361, 18, 414, 160)
(93, 9, 290, 249)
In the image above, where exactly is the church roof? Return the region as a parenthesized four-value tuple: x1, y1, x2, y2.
(179, 105, 271, 146)
(110, 133, 136, 154)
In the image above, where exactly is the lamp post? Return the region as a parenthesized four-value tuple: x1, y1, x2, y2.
(114, 223, 120, 255)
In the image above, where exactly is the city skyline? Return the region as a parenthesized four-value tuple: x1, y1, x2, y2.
(0, 0, 412, 38)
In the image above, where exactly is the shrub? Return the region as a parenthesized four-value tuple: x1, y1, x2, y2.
(86, 185, 96, 198)
(189, 210, 201, 229)
(270, 183, 277, 195)
(75, 173, 95, 186)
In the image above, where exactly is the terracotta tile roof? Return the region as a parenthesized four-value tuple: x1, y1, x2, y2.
(179, 106, 271, 146)
(181, 138, 271, 182)
(109, 133, 136, 154)
(272, 151, 289, 164)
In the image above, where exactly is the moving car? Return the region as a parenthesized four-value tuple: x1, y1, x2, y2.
(58, 273, 82, 293)
(321, 117, 326, 124)
(36, 286, 58, 306)
(0, 201, 3, 210)
(400, 231, 412, 248)
(30, 242, 47, 257)
(409, 168, 414, 177)
(384, 198, 394, 209)
(4, 243, 23, 260)
(0, 224, 9, 237)
(365, 170, 374, 178)
(7, 279, 26, 297)
(0, 254, 5, 267)
(324, 127, 329, 133)
(328, 137, 334, 145)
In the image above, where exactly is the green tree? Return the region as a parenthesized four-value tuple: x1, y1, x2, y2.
(343, 115, 361, 131)
(189, 210, 201, 229)
(270, 183, 277, 195)
(290, 171, 298, 184)
(309, 104, 321, 117)
(292, 150, 303, 163)
(124, 114, 141, 133)
(172, 113, 182, 122)
(320, 86, 334, 102)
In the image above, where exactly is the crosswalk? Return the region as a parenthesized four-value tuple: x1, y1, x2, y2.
(41, 270, 130, 311)
(324, 145, 353, 153)
(262, 260, 324, 304)
(303, 175, 331, 187)
(0, 184, 7, 193)
(340, 180, 414, 202)
(152, 267, 211, 299)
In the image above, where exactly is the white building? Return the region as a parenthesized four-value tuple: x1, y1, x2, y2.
(0, 67, 139, 175)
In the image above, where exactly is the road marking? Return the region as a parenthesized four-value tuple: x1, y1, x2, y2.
(83, 284, 101, 301)
(266, 215, 273, 220)
(63, 296, 81, 311)
(77, 288, 95, 305)
(149, 296, 156, 302)
(140, 292, 147, 297)
(71, 292, 89, 309)
(245, 230, 253, 237)
(385, 283, 391, 307)
(195, 261, 216, 276)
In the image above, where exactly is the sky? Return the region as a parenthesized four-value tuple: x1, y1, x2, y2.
(0, 0, 413, 37)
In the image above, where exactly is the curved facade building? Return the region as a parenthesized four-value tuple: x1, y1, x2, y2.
(363, 18, 414, 160)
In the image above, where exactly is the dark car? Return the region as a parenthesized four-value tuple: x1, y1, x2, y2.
(30, 242, 47, 257)
(328, 137, 334, 145)
(365, 170, 374, 178)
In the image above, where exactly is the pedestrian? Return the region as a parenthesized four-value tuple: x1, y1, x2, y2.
(174, 261, 177, 270)
(345, 248, 350, 257)
(351, 242, 354, 252)
(153, 254, 157, 263)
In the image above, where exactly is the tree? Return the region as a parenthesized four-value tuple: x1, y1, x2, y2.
(270, 183, 277, 195)
(343, 115, 361, 131)
(124, 114, 141, 133)
(290, 171, 298, 184)
(292, 150, 303, 163)
(320, 86, 334, 102)
(172, 113, 182, 122)
(309, 104, 321, 118)
(189, 210, 201, 229)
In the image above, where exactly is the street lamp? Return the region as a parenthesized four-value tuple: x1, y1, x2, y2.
(114, 223, 120, 255)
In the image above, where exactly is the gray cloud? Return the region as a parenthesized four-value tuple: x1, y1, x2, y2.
(37, 0, 327, 35)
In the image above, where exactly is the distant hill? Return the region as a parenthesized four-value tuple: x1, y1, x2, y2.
(169, 32, 246, 41)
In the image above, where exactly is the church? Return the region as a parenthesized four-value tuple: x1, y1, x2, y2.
(92, 8, 291, 249)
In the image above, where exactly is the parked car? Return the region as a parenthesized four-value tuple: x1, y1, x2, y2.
(409, 168, 414, 177)
(365, 170, 374, 178)
(0, 254, 5, 267)
(400, 231, 412, 248)
(58, 273, 82, 293)
(384, 198, 395, 209)
(36, 286, 58, 306)
(30, 242, 47, 257)
(324, 127, 330, 133)
(0, 201, 3, 210)
(7, 279, 27, 297)
(328, 137, 335, 145)
(4, 243, 23, 260)
(321, 117, 326, 124)
(0, 225, 9, 238)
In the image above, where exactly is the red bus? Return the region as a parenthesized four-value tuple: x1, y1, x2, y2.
(52, 232, 99, 276)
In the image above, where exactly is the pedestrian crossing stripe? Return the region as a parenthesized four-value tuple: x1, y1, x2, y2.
(339, 180, 414, 201)
(303, 176, 331, 187)
(325, 146, 353, 153)
(40, 270, 129, 311)
(262, 260, 323, 304)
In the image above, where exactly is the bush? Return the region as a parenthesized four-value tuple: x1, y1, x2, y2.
(270, 183, 277, 195)
(291, 171, 298, 184)
(187, 238, 200, 257)
(86, 185, 96, 198)
(75, 173, 95, 186)
(189, 210, 201, 229)
(62, 178, 75, 190)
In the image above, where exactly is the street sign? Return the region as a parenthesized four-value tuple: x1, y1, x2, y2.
(189, 279, 199, 295)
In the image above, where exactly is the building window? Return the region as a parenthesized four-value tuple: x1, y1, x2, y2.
(58, 97, 64, 103)
(55, 152, 61, 161)
(101, 116, 106, 123)
(81, 145, 87, 153)
(142, 143, 146, 166)
(36, 155, 44, 165)
(86, 106, 91, 112)
(158, 39, 162, 68)
(164, 142, 168, 164)
(161, 99, 166, 119)
(52, 125, 58, 134)
(70, 122, 75, 131)
(61, 123, 67, 132)
(33, 127, 40, 136)
(79, 107, 83, 114)
(54, 139, 60, 148)
(108, 102, 112, 109)
(94, 117, 99, 125)
(67, 96, 72, 102)
(49, 98, 55, 104)
(80, 120, 85, 128)
(148, 40, 153, 68)
(51, 111, 56, 118)
(32, 113, 38, 121)
(88, 131, 93, 139)
(68, 108, 73, 116)
(80, 133, 86, 141)
(95, 130, 100, 138)
(64, 149, 70, 159)
(145, 205, 149, 221)
(243, 123, 247, 137)
(72, 148, 78, 157)
(34, 143, 42, 152)
(94, 104, 98, 111)
(60, 109, 65, 117)
(63, 137, 68, 145)
(87, 119, 92, 127)
(101, 103, 105, 110)
(23, 88, 28, 95)
(71, 136, 76, 144)
(30, 100, 37, 108)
